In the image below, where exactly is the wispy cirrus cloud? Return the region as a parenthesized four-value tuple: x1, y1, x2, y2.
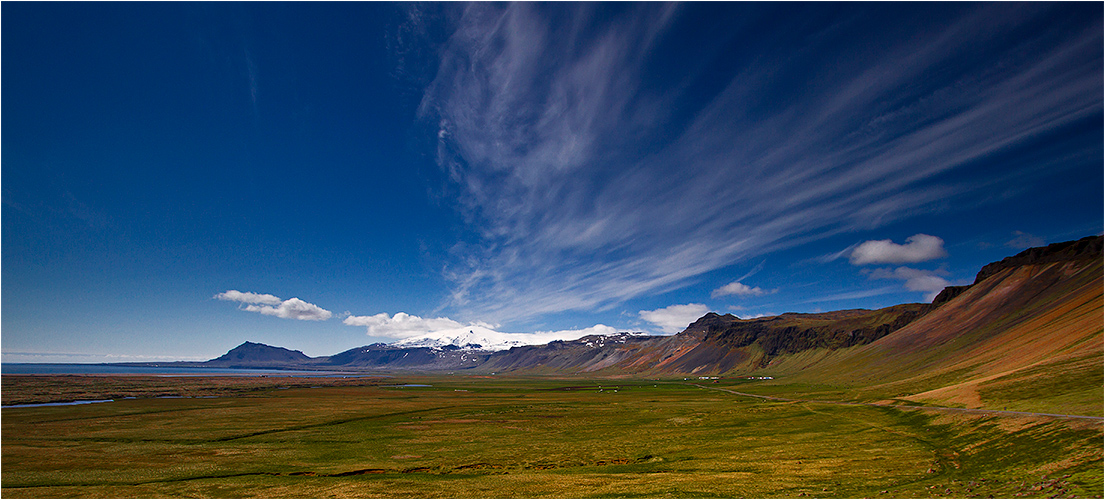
(416, 3, 1102, 324)
(801, 286, 903, 304)
(216, 290, 333, 321)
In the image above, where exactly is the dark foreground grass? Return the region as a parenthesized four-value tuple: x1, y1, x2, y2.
(2, 376, 1101, 498)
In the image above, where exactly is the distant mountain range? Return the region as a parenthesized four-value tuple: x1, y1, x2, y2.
(389, 324, 618, 351)
(134, 236, 1102, 413)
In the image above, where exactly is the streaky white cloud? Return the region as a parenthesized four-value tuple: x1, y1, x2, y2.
(416, 3, 1101, 324)
(217, 290, 332, 321)
(868, 266, 952, 302)
(813, 245, 859, 264)
(215, 290, 282, 305)
(639, 303, 710, 334)
(849, 234, 947, 265)
(711, 281, 770, 298)
(802, 286, 902, 304)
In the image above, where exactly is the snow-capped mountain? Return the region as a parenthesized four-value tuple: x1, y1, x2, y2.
(390, 325, 617, 351)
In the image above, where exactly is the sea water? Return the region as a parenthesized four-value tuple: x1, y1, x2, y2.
(1, 363, 361, 376)
(3, 399, 116, 409)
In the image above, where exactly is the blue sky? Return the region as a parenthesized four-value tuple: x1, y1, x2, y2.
(3, 3, 1102, 362)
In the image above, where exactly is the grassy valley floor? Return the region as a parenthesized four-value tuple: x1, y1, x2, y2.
(2, 375, 1101, 498)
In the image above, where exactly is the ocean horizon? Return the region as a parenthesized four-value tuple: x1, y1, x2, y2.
(1, 363, 364, 376)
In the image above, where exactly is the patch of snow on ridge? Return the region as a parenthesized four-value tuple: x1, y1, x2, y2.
(390, 325, 632, 352)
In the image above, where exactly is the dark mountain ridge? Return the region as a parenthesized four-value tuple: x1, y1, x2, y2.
(205, 341, 313, 368)
(974, 235, 1101, 284)
(929, 235, 1101, 307)
(479, 333, 666, 373)
(192, 236, 1101, 384)
(323, 343, 490, 370)
(474, 303, 934, 375)
(683, 303, 929, 359)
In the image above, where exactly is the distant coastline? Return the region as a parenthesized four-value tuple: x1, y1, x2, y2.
(1, 363, 363, 376)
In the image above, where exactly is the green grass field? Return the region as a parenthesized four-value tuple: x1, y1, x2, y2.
(2, 375, 1101, 498)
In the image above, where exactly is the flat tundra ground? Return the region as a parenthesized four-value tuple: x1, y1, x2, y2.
(2, 375, 1101, 498)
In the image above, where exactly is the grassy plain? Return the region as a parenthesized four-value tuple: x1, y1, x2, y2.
(0, 374, 392, 407)
(2, 375, 1101, 498)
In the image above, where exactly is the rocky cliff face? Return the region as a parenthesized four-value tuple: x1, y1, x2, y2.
(928, 235, 1101, 308)
(974, 235, 1102, 284)
(683, 304, 929, 358)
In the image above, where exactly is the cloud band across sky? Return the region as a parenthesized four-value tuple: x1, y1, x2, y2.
(417, 3, 1103, 324)
(343, 312, 491, 339)
(216, 292, 624, 342)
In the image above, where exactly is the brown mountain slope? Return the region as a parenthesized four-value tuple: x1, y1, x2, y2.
(481, 236, 1102, 416)
(756, 238, 1102, 416)
(480, 304, 931, 375)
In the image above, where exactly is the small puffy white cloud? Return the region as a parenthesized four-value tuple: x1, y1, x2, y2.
(869, 267, 951, 302)
(639, 303, 710, 334)
(216, 290, 332, 321)
(343, 312, 474, 338)
(245, 298, 333, 321)
(214, 290, 282, 305)
(849, 234, 947, 265)
(711, 281, 770, 298)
